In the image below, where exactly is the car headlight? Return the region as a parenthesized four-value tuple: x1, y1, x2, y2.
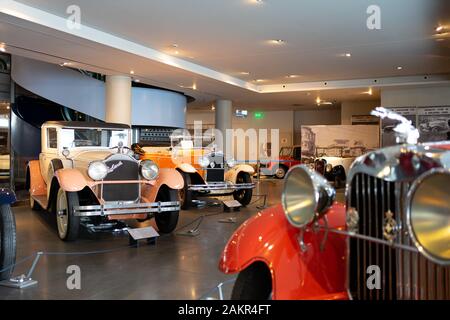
(198, 156, 210, 168)
(140, 160, 159, 180)
(282, 165, 336, 228)
(406, 169, 450, 265)
(88, 161, 108, 181)
(325, 164, 333, 173)
(227, 158, 237, 168)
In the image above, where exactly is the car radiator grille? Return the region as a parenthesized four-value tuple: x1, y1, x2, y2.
(102, 158, 140, 202)
(206, 154, 225, 182)
(348, 173, 450, 300)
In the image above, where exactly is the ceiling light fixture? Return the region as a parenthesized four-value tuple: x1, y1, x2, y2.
(269, 39, 286, 45)
(255, 79, 265, 82)
(134, 79, 140, 83)
(436, 26, 444, 32)
(286, 74, 300, 78)
(345, 53, 352, 57)
(130, 70, 135, 75)
(240, 72, 250, 75)
(397, 66, 403, 70)
(316, 97, 321, 105)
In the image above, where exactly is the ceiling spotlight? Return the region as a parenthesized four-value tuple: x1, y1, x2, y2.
(134, 79, 140, 83)
(436, 26, 444, 32)
(286, 74, 300, 78)
(254, 79, 265, 83)
(397, 66, 403, 70)
(270, 39, 286, 45)
(130, 70, 135, 75)
(211, 105, 216, 111)
(240, 72, 250, 75)
(345, 53, 352, 57)
(316, 97, 321, 105)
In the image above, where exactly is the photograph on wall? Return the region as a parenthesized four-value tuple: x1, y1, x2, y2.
(381, 107, 417, 147)
(301, 125, 380, 161)
(417, 106, 450, 142)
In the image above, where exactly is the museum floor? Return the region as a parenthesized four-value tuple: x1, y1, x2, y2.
(0, 179, 344, 300)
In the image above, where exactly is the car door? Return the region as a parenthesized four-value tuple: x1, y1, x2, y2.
(39, 127, 58, 186)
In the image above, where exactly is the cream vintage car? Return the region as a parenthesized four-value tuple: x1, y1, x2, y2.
(26, 121, 183, 241)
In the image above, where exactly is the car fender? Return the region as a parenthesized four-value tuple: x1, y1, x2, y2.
(225, 164, 255, 182)
(219, 202, 348, 300)
(27, 160, 46, 197)
(54, 169, 89, 192)
(176, 163, 197, 174)
(0, 188, 16, 205)
(142, 168, 184, 202)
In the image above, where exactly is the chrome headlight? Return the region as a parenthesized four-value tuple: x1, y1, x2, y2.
(282, 165, 336, 228)
(227, 158, 237, 168)
(140, 160, 159, 180)
(88, 161, 108, 181)
(198, 156, 210, 168)
(325, 163, 333, 173)
(406, 169, 450, 265)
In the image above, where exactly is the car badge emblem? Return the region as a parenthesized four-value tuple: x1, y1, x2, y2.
(107, 161, 123, 173)
(346, 207, 359, 233)
(383, 210, 399, 243)
(210, 162, 216, 168)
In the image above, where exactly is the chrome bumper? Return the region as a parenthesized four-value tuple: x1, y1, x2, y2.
(73, 201, 180, 217)
(188, 182, 255, 192)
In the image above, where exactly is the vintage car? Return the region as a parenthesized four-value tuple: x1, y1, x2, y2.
(26, 121, 183, 241)
(132, 135, 255, 209)
(0, 188, 16, 281)
(219, 108, 449, 300)
(259, 145, 302, 179)
(313, 155, 354, 188)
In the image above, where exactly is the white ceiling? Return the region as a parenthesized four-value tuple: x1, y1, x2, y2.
(1, 0, 450, 110)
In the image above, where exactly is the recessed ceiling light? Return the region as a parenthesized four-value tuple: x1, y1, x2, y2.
(254, 79, 265, 82)
(316, 97, 321, 104)
(269, 39, 286, 45)
(397, 66, 403, 70)
(286, 74, 300, 78)
(240, 72, 250, 75)
(130, 70, 135, 75)
(345, 53, 352, 57)
(436, 26, 444, 32)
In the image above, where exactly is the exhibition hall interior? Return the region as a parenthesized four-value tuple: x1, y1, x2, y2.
(0, 0, 449, 302)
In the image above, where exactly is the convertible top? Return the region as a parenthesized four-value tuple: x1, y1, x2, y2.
(43, 121, 130, 130)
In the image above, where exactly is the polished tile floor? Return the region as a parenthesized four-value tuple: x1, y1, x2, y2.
(0, 179, 344, 300)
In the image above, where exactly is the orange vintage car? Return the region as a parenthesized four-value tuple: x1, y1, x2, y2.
(26, 121, 183, 241)
(132, 135, 255, 209)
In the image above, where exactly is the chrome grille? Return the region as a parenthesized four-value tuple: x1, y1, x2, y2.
(348, 173, 450, 300)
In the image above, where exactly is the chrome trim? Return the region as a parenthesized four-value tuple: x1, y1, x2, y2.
(347, 144, 450, 184)
(73, 201, 180, 217)
(188, 182, 255, 191)
(406, 168, 450, 266)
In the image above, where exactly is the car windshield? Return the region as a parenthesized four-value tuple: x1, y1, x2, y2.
(60, 128, 129, 149)
(279, 147, 292, 157)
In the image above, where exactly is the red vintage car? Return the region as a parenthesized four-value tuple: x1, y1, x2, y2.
(259, 145, 303, 179)
(219, 110, 450, 300)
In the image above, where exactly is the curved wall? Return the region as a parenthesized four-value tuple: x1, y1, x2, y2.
(11, 55, 187, 128)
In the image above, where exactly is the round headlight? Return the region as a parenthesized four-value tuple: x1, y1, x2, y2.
(407, 169, 450, 265)
(88, 161, 108, 181)
(198, 156, 210, 168)
(227, 158, 237, 168)
(282, 165, 335, 228)
(140, 160, 159, 180)
(325, 164, 333, 173)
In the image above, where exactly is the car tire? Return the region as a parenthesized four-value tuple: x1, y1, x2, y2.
(231, 262, 272, 300)
(56, 188, 80, 241)
(0, 204, 16, 281)
(233, 172, 253, 207)
(274, 166, 287, 179)
(179, 172, 192, 210)
(155, 187, 179, 233)
(335, 175, 344, 189)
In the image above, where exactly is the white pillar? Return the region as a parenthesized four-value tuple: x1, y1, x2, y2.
(105, 75, 132, 125)
(214, 99, 233, 154)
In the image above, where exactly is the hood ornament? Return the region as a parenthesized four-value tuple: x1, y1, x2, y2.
(371, 107, 420, 144)
(383, 210, 400, 244)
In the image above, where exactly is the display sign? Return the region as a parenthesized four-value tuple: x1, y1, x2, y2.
(254, 112, 264, 119)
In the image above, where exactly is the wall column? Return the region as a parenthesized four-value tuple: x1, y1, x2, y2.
(105, 75, 132, 125)
(214, 99, 233, 153)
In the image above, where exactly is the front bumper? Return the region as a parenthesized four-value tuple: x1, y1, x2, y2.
(188, 182, 255, 192)
(73, 201, 180, 217)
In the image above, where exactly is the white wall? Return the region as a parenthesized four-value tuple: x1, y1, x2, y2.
(341, 100, 380, 125)
(381, 85, 450, 107)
